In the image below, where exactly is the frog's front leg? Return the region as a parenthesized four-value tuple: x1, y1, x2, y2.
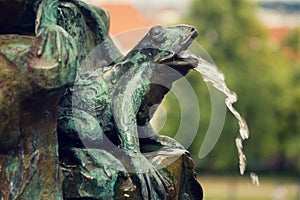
(138, 122, 185, 151)
(112, 63, 170, 199)
(35, 0, 77, 63)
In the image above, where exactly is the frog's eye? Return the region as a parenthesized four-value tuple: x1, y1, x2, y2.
(152, 28, 161, 36)
(150, 26, 165, 42)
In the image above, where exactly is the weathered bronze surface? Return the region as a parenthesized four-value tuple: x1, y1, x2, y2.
(0, 1, 203, 199)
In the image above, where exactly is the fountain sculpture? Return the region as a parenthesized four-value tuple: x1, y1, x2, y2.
(0, 1, 203, 199)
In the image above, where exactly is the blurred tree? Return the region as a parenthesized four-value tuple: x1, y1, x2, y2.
(154, 0, 300, 175)
(283, 28, 300, 53)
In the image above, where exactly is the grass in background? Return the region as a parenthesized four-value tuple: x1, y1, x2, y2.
(198, 175, 299, 200)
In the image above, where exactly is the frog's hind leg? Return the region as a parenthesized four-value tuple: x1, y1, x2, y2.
(61, 148, 134, 199)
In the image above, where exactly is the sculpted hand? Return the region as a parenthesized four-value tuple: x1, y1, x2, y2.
(37, 24, 78, 64)
(127, 153, 172, 200)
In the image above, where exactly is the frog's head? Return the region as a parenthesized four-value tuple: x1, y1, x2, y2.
(141, 25, 197, 55)
(144, 25, 199, 83)
(124, 25, 198, 62)
(134, 26, 199, 122)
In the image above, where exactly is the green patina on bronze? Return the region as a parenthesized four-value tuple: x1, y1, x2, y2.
(0, 0, 203, 199)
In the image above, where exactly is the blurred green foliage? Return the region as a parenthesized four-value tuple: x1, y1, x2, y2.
(284, 28, 300, 53)
(155, 0, 300, 175)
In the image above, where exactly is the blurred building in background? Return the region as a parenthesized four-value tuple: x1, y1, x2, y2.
(252, 0, 300, 46)
(82, 0, 191, 51)
(84, 0, 299, 44)
(83, 0, 191, 34)
(85, 2, 153, 35)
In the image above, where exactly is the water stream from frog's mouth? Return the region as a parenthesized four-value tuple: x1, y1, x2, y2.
(178, 50, 250, 176)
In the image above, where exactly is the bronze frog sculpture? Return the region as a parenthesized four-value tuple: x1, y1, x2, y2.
(58, 25, 202, 199)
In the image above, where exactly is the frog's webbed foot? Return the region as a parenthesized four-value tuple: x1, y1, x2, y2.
(62, 148, 136, 199)
(32, 24, 78, 88)
(127, 153, 173, 199)
(36, 24, 78, 64)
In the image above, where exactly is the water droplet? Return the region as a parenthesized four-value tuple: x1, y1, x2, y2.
(250, 172, 260, 186)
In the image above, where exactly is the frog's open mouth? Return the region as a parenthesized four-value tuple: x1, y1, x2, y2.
(180, 26, 198, 51)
